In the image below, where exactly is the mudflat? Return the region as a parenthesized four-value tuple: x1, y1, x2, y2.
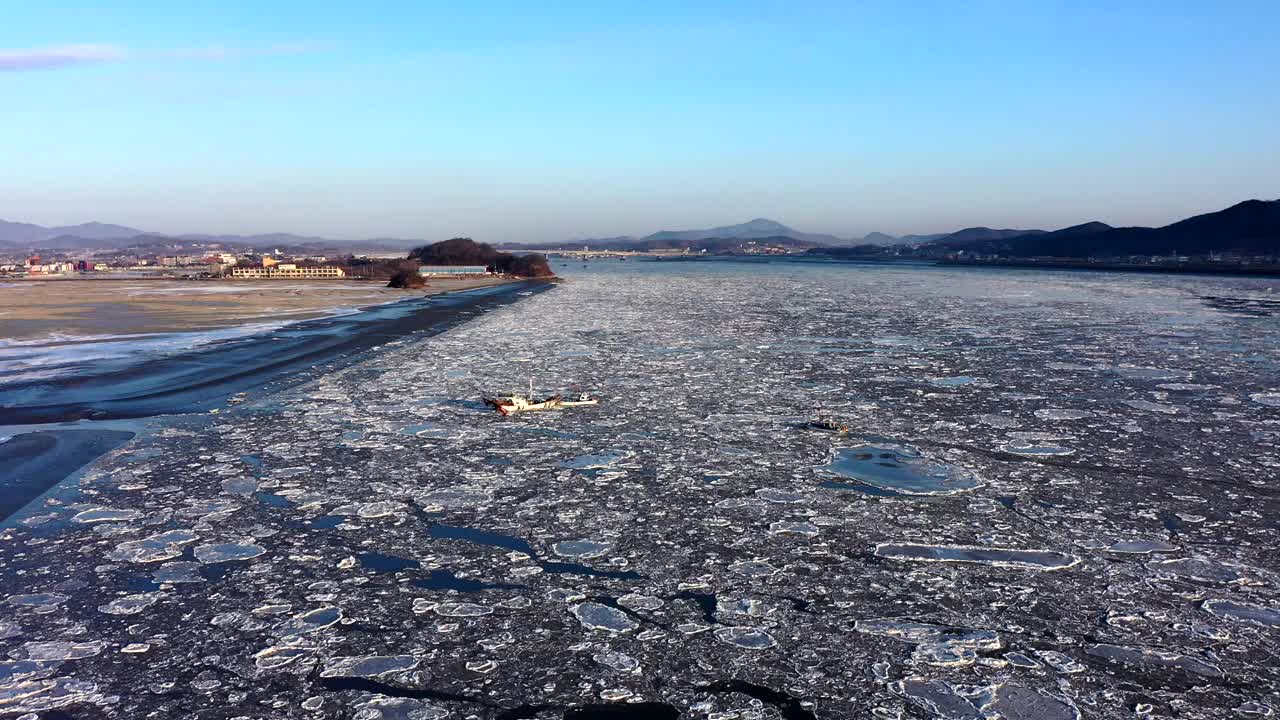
(0, 276, 511, 340)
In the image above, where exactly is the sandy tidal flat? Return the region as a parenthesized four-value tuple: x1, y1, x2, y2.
(0, 277, 508, 340)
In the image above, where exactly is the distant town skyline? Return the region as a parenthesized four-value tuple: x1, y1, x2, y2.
(3, 1, 1278, 243)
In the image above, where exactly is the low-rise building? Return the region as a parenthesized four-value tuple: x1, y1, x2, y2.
(417, 265, 490, 276)
(230, 266, 347, 279)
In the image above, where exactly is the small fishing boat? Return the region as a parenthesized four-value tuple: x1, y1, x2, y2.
(484, 393, 562, 415)
(559, 392, 599, 408)
(484, 380, 597, 415)
(805, 416, 849, 434)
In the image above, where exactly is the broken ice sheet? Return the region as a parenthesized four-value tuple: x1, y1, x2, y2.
(5, 263, 1279, 718)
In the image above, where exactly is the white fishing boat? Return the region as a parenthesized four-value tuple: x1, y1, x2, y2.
(484, 392, 561, 415)
(483, 379, 597, 415)
(805, 415, 849, 434)
(559, 392, 599, 407)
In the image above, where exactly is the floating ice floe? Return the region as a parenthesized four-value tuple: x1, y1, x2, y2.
(152, 561, 205, 584)
(714, 626, 777, 649)
(1203, 599, 1280, 627)
(254, 644, 316, 670)
(72, 507, 143, 523)
(893, 679, 1080, 720)
(416, 487, 491, 509)
(220, 477, 258, 496)
(107, 529, 198, 563)
(1106, 539, 1178, 554)
(561, 449, 630, 469)
(593, 650, 640, 672)
(273, 607, 342, 637)
(1113, 366, 1188, 381)
(617, 594, 663, 611)
(1149, 557, 1270, 585)
(1002, 443, 1075, 456)
(19, 641, 107, 661)
(855, 618, 1001, 667)
(552, 539, 611, 559)
(755, 488, 808, 503)
(1122, 399, 1181, 414)
(1034, 409, 1093, 420)
(873, 543, 1080, 570)
(350, 696, 448, 720)
(357, 501, 402, 518)
(571, 602, 637, 633)
(717, 597, 767, 617)
(435, 602, 493, 617)
(1035, 650, 1085, 673)
(98, 592, 163, 615)
(193, 542, 266, 563)
(1249, 392, 1280, 407)
(176, 498, 240, 519)
(0, 677, 104, 715)
(5, 593, 67, 608)
(730, 560, 780, 578)
(321, 655, 419, 678)
(819, 444, 982, 495)
(1086, 643, 1222, 678)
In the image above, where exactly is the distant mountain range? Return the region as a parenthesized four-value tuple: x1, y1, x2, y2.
(583, 200, 1280, 257)
(0, 220, 150, 245)
(641, 218, 842, 245)
(5, 199, 1278, 258)
(568, 219, 911, 249)
(0, 219, 420, 253)
(934, 200, 1280, 257)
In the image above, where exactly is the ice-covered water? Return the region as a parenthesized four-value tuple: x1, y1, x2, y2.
(2, 259, 1279, 718)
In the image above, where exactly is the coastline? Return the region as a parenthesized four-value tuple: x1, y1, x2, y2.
(0, 278, 553, 424)
(0, 276, 513, 341)
(0, 279, 554, 522)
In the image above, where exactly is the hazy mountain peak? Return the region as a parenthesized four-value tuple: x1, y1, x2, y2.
(642, 218, 837, 245)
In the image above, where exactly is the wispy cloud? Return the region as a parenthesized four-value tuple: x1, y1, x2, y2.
(0, 42, 319, 72)
(0, 44, 123, 71)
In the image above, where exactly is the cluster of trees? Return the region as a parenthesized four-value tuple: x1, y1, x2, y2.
(379, 238, 554, 289)
(408, 238, 553, 277)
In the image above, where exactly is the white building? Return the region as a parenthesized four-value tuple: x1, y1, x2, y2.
(417, 265, 490, 276)
(231, 266, 346, 279)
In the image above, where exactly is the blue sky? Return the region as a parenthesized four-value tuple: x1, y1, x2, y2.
(2, 1, 1278, 242)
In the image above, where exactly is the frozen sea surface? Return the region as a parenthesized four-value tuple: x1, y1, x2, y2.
(2, 260, 1279, 718)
